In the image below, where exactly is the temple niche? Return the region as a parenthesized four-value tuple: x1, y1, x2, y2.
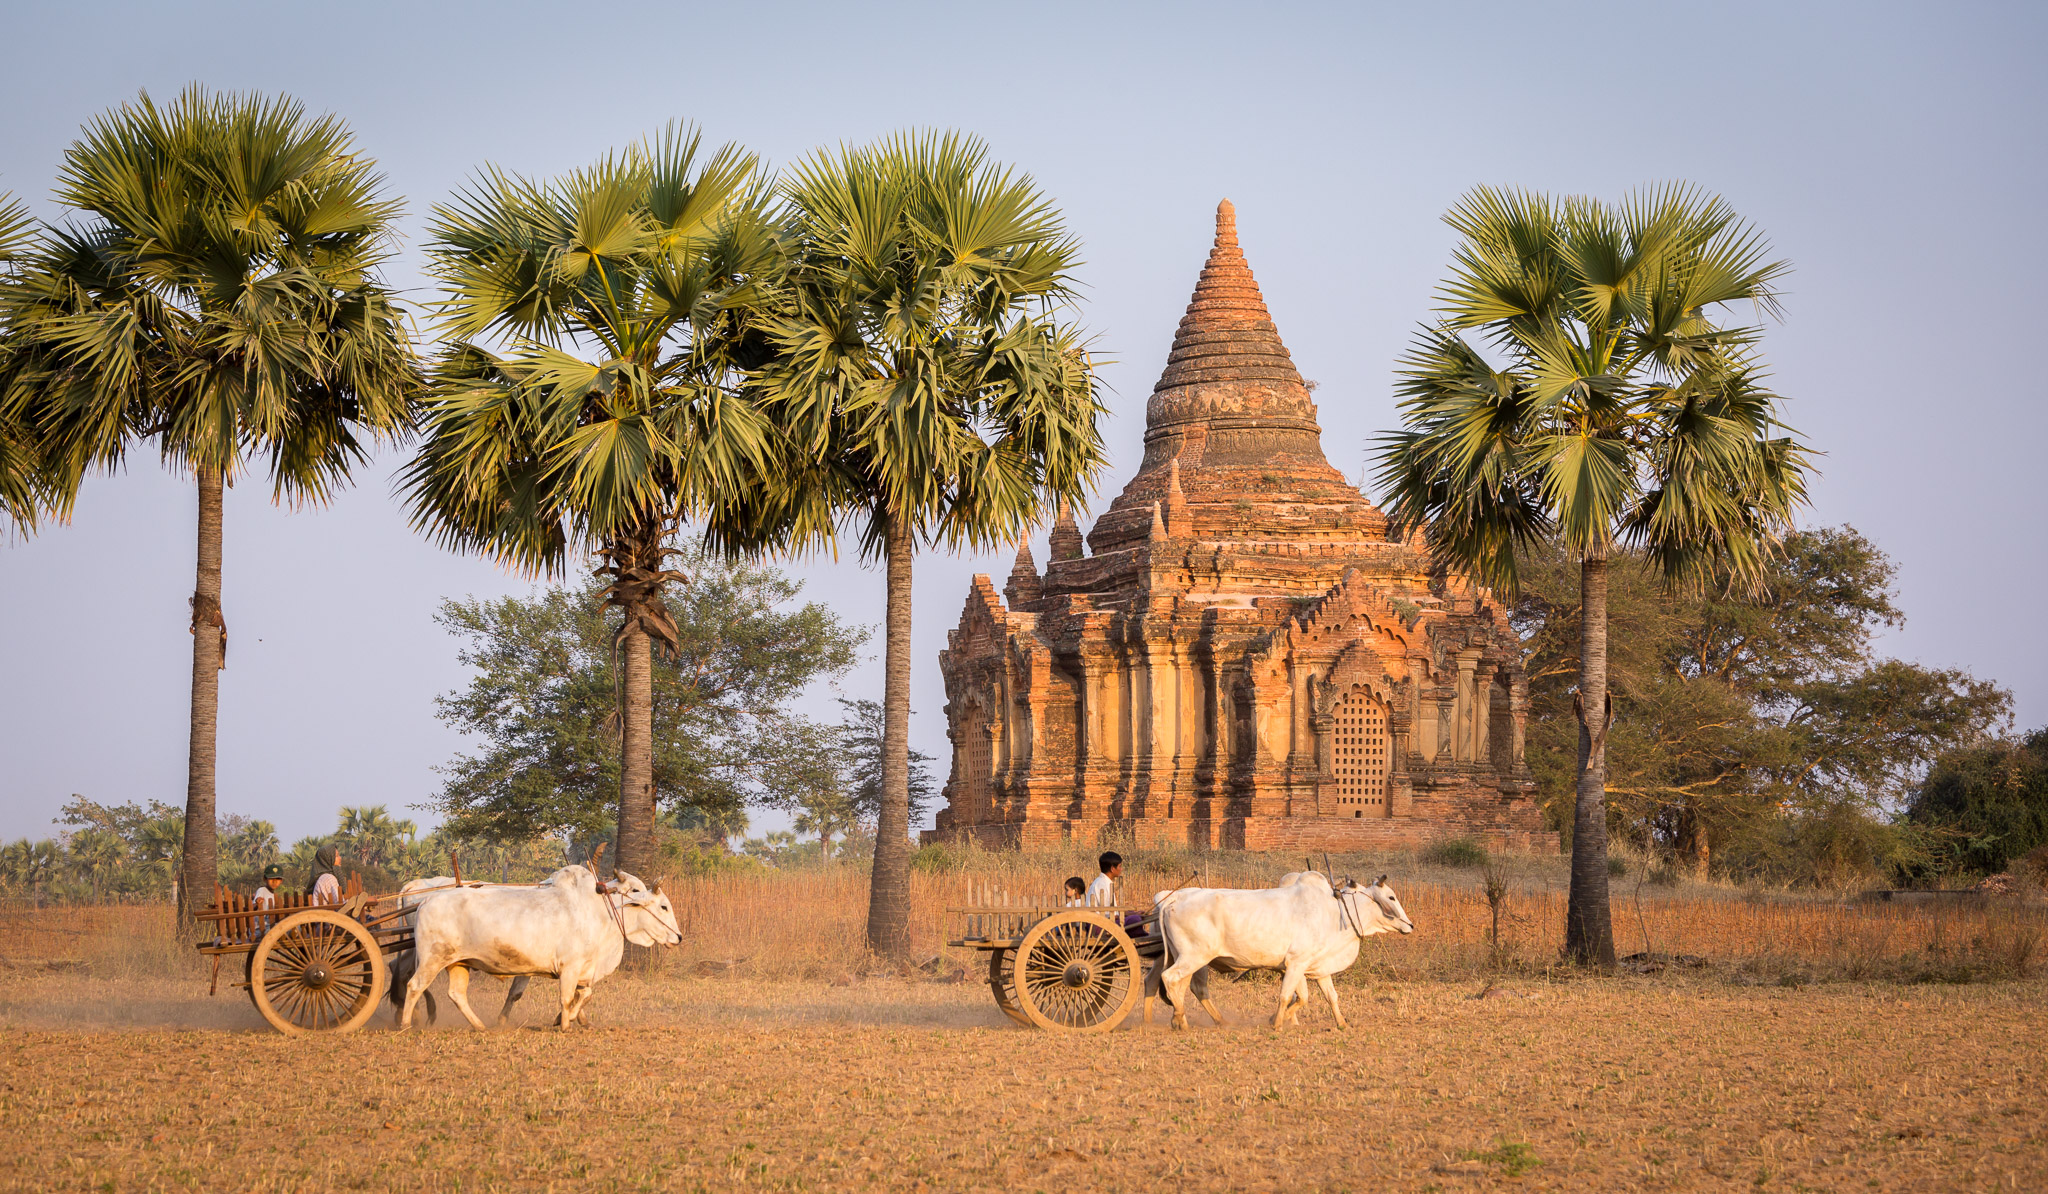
(924, 201, 1555, 854)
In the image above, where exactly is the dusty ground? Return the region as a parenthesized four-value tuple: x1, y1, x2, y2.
(0, 969, 2041, 1192)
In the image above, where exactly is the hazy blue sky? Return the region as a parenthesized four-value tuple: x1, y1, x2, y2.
(2, 0, 2042, 844)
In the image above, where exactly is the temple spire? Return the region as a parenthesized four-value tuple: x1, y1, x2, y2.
(1165, 458, 1191, 533)
(1004, 539, 1041, 607)
(1149, 198, 1308, 398)
(1048, 501, 1085, 561)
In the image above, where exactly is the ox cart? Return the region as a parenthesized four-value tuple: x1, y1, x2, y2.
(948, 884, 1167, 1033)
(194, 877, 415, 1035)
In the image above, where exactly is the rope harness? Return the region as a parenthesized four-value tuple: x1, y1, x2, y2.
(596, 882, 682, 945)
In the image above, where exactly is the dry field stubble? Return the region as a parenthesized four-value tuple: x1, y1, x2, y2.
(0, 856, 2043, 1192)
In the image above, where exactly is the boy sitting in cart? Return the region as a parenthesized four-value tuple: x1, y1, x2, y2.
(1086, 852, 1150, 937)
(1064, 876, 1087, 906)
(1086, 852, 1121, 907)
(242, 864, 285, 941)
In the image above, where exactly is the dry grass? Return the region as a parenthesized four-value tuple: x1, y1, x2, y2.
(0, 858, 2044, 1190)
(0, 974, 2044, 1191)
(661, 850, 2045, 984)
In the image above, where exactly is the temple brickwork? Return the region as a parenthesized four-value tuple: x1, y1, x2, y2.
(924, 201, 1556, 854)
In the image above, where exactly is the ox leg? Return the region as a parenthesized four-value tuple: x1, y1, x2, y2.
(497, 975, 529, 1028)
(565, 981, 596, 1026)
(1273, 965, 1309, 1030)
(556, 973, 581, 1030)
(1141, 958, 1165, 1026)
(400, 953, 452, 1031)
(1193, 966, 1226, 1026)
(388, 951, 433, 1027)
(443, 964, 490, 1031)
(1160, 956, 1204, 1032)
(1314, 974, 1348, 1029)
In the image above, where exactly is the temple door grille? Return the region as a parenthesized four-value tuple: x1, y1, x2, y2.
(960, 707, 993, 816)
(1332, 689, 1390, 817)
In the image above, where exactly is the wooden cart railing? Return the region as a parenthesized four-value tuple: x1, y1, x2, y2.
(946, 879, 1158, 1032)
(192, 874, 418, 1035)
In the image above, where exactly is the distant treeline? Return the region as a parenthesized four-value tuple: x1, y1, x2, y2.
(0, 798, 568, 905)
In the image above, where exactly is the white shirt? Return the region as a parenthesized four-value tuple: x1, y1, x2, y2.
(250, 885, 277, 910)
(311, 873, 342, 904)
(1086, 874, 1116, 907)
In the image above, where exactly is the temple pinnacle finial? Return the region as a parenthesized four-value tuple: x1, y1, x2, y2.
(1049, 500, 1085, 561)
(1216, 199, 1237, 247)
(1005, 537, 1042, 607)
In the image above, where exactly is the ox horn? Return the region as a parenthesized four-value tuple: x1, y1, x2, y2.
(1374, 873, 1388, 888)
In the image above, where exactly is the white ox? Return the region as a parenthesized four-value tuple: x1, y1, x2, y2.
(1155, 873, 1413, 1030)
(1138, 871, 1354, 1027)
(399, 865, 679, 1030)
(387, 876, 538, 1028)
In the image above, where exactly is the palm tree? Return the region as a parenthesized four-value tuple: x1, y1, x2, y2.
(1375, 185, 1811, 965)
(401, 124, 782, 880)
(0, 189, 53, 531)
(0, 88, 420, 926)
(68, 827, 130, 899)
(742, 133, 1105, 957)
(337, 804, 416, 871)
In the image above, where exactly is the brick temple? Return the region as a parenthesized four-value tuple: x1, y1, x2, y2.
(924, 201, 1555, 854)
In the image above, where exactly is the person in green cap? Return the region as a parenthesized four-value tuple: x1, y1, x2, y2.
(306, 845, 343, 905)
(252, 864, 285, 909)
(242, 864, 286, 941)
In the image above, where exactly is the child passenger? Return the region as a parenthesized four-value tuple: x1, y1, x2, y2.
(1087, 852, 1122, 907)
(1064, 876, 1088, 907)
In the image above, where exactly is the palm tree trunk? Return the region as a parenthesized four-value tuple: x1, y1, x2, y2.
(615, 622, 656, 881)
(178, 465, 224, 930)
(866, 515, 915, 959)
(1564, 549, 1617, 966)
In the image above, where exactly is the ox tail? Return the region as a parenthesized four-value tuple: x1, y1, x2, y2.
(1151, 892, 1183, 1014)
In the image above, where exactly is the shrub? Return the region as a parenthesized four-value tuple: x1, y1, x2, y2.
(1422, 837, 1489, 868)
(910, 843, 960, 874)
(1607, 855, 1629, 877)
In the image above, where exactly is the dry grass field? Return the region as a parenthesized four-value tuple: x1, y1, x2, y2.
(0, 852, 2043, 1192)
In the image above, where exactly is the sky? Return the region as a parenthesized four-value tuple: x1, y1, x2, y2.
(2, 0, 2043, 845)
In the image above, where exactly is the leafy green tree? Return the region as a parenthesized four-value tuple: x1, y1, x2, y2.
(218, 816, 280, 886)
(744, 133, 1105, 956)
(430, 544, 864, 848)
(1, 88, 420, 924)
(1907, 729, 2048, 877)
(1516, 526, 2009, 886)
(403, 124, 783, 880)
(759, 697, 937, 857)
(1377, 185, 1813, 964)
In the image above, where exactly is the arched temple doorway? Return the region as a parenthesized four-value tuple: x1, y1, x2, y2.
(1331, 687, 1391, 817)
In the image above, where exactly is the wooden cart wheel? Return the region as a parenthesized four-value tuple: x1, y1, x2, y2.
(249, 909, 388, 1035)
(987, 948, 1030, 1026)
(1012, 910, 1142, 1033)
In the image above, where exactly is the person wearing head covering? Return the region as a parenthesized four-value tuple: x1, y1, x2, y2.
(306, 845, 343, 905)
